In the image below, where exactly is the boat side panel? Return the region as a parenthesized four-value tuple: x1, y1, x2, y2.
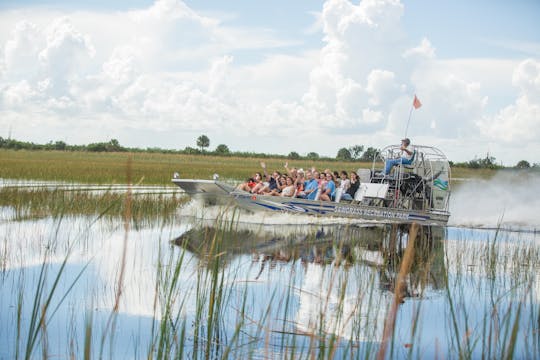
(233, 193, 449, 226)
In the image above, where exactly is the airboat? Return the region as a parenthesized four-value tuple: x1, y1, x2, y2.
(172, 145, 451, 226)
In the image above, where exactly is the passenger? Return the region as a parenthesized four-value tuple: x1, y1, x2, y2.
(337, 170, 350, 194)
(317, 172, 327, 199)
(294, 171, 305, 196)
(341, 171, 359, 201)
(257, 162, 280, 194)
(237, 172, 263, 193)
(383, 138, 414, 175)
(296, 170, 309, 198)
(284, 162, 298, 179)
(304, 170, 320, 200)
(269, 175, 287, 196)
(333, 171, 340, 187)
(280, 176, 296, 197)
(319, 172, 336, 201)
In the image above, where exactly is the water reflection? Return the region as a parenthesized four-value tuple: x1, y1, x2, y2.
(174, 223, 446, 298)
(1, 201, 538, 359)
(173, 223, 447, 344)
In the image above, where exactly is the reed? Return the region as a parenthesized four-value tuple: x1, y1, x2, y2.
(0, 187, 188, 225)
(377, 223, 419, 360)
(18, 214, 93, 360)
(442, 228, 539, 359)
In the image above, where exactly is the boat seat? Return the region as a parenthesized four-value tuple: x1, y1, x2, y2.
(354, 183, 389, 202)
(334, 188, 343, 202)
(401, 150, 417, 170)
(356, 168, 372, 183)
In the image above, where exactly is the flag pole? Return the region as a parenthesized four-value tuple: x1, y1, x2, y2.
(405, 95, 421, 137)
(404, 104, 413, 138)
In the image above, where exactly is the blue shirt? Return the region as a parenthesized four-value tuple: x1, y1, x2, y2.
(325, 180, 336, 198)
(305, 179, 318, 200)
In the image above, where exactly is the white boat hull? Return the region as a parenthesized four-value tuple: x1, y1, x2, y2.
(172, 179, 450, 226)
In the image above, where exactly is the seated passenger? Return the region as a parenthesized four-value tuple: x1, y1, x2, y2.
(280, 176, 296, 197)
(269, 175, 287, 196)
(335, 170, 350, 200)
(333, 171, 341, 187)
(341, 171, 359, 201)
(237, 172, 262, 193)
(319, 172, 336, 201)
(256, 162, 280, 194)
(383, 138, 413, 175)
(302, 170, 319, 200)
(294, 171, 305, 196)
(284, 162, 298, 179)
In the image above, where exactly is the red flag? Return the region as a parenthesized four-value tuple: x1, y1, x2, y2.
(413, 95, 422, 109)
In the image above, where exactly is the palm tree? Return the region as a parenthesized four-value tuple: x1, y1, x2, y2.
(196, 135, 210, 152)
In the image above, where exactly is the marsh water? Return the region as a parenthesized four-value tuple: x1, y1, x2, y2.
(1, 174, 539, 359)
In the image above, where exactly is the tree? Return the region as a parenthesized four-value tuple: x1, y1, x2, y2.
(196, 135, 210, 152)
(515, 160, 530, 169)
(360, 147, 380, 162)
(54, 140, 67, 151)
(467, 154, 501, 169)
(215, 144, 230, 154)
(306, 152, 319, 160)
(87, 142, 107, 152)
(184, 146, 200, 154)
(105, 139, 123, 152)
(336, 147, 352, 161)
(349, 145, 364, 160)
(288, 151, 300, 160)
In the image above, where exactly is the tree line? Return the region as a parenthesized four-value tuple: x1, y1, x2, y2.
(1, 135, 537, 169)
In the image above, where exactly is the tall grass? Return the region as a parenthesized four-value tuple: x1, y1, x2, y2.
(0, 149, 492, 185)
(0, 187, 188, 225)
(442, 228, 539, 359)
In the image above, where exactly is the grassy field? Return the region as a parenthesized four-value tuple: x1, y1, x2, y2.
(1, 149, 498, 185)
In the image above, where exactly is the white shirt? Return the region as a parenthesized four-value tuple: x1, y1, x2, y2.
(402, 145, 413, 160)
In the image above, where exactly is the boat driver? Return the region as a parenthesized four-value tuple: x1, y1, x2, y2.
(383, 138, 413, 175)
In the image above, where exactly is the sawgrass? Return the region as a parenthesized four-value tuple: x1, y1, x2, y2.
(0, 186, 188, 224)
(0, 149, 497, 185)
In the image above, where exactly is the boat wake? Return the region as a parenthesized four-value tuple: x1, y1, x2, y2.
(449, 171, 540, 232)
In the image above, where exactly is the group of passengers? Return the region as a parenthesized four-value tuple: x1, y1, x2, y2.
(237, 162, 361, 202)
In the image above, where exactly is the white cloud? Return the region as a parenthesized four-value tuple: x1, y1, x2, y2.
(0, 0, 538, 164)
(3, 80, 36, 107)
(365, 69, 400, 106)
(403, 37, 435, 60)
(3, 20, 42, 80)
(512, 58, 540, 100)
(102, 46, 141, 84)
(478, 59, 540, 143)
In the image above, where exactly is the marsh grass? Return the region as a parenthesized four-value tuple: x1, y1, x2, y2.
(0, 187, 188, 225)
(442, 229, 540, 359)
(0, 150, 374, 185)
(16, 213, 93, 360)
(0, 149, 492, 185)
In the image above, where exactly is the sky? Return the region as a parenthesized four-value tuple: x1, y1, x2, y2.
(0, 0, 539, 165)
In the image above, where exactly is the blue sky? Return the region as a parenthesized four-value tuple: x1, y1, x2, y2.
(0, 0, 539, 164)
